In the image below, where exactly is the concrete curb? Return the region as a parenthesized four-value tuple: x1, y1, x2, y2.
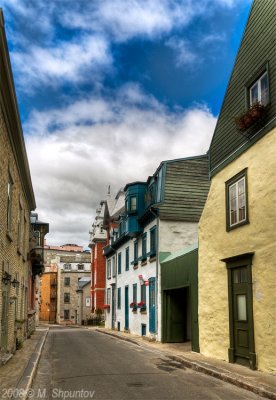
(13, 328, 49, 400)
(96, 329, 275, 400)
(95, 328, 140, 346)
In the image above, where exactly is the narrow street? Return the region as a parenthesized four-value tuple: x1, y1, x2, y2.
(31, 327, 262, 400)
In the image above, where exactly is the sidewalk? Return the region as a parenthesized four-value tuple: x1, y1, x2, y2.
(95, 327, 276, 400)
(0, 327, 48, 399)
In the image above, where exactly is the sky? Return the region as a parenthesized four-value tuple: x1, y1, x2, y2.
(1, 0, 252, 248)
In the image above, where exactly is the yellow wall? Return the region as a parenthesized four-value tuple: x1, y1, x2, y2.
(198, 127, 276, 373)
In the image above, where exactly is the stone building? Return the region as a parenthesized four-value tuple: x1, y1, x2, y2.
(0, 10, 48, 361)
(198, 0, 276, 372)
(56, 253, 91, 325)
(76, 277, 91, 325)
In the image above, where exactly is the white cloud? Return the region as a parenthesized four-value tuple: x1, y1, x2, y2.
(25, 85, 216, 247)
(11, 35, 111, 88)
(166, 37, 198, 67)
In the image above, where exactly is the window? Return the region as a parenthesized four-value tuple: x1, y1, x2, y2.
(130, 196, 137, 211)
(77, 263, 84, 271)
(156, 167, 163, 203)
(249, 71, 269, 106)
(63, 263, 71, 270)
(17, 203, 23, 248)
(64, 277, 70, 286)
(117, 287, 121, 309)
(133, 283, 137, 304)
(134, 241, 138, 264)
(150, 226, 156, 257)
(107, 259, 111, 279)
(141, 284, 146, 305)
(7, 173, 13, 231)
(125, 247, 129, 271)
(226, 169, 249, 231)
(64, 293, 70, 303)
(106, 288, 111, 305)
(64, 310, 70, 320)
(142, 233, 147, 261)
(118, 252, 122, 274)
(112, 256, 116, 277)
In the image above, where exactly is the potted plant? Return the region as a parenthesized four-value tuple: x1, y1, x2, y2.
(235, 102, 265, 132)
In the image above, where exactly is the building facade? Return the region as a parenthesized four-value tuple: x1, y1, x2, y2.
(198, 0, 276, 372)
(104, 156, 209, 341)
(0, 11, 49, 361)
(56, 253, 91, 325)
(89, 202, 108, 314)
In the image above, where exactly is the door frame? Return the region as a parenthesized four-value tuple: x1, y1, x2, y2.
(222, 252, 256, 370)
(149, 277, 156, 333)
(124, 285, 129, 330)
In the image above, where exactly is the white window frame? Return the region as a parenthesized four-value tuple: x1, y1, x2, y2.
(107, 259, 111, 279)
(249, 71, 268, 106)
(229, 177, 246, 228)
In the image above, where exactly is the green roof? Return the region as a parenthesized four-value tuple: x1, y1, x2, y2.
(161, 242, 198, 264)
(157, 155, 209, 222)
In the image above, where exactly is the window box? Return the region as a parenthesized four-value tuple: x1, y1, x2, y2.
(235, 102, 265, 132)
(130, 302, 138, 311)
(137, 301, 146, 311)
(103, 304, 110, 310)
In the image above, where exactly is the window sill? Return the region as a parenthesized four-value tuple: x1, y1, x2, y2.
(6, 230, 13, 242)
(141, 260, 147, 266)
(226, 219, 249, 232)
(149, 256, 156, 263)
(133, 264, 138, 270)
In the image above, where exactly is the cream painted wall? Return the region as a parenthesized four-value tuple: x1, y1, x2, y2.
(159, 220, 198, 253)
(198, 128, 276, 373)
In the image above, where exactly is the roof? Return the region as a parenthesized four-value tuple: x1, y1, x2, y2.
(161, 242, 198, 264)
(157, 154, 210, 222)
(78, 277, 91, 289)
(209, 0, 276, 176)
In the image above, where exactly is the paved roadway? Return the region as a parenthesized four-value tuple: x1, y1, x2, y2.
(31, 327, 262, 400)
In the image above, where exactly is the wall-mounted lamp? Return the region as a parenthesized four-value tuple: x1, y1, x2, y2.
(11, 278, 20, 288)
(2, 272, 11, 285)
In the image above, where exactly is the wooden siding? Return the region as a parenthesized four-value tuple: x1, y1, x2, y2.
(209, 0, 276, 176)
(158, 155, 209, 222)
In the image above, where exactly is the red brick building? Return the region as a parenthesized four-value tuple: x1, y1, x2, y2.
(89, 203, 107, 313)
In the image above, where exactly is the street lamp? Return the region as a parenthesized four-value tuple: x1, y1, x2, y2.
(2, 271, 11, 285)
(11, 277, 20, 288)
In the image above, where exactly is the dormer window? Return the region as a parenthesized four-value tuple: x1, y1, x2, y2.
(249, 71, 268, 106)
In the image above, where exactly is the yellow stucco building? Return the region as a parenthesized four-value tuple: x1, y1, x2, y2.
(198, 0, 276, 373)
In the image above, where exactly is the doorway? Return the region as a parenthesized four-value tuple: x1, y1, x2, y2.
(165, 287, 191, 343)
(224, 253, 256, 369)
(125, 286, 129, 330)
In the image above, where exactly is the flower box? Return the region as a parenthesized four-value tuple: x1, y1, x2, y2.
(137, 301, 146, 311)
(103, 304, 110, 310)
(235, 102, 265, 132)
(130, 302, 137, 308)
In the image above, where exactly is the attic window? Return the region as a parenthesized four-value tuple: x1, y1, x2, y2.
(249, 71, 269, 106)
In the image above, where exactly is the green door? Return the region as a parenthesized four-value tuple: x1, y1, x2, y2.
(229, 266, 255, 368)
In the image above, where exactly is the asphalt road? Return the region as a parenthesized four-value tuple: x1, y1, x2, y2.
(31, 327, 262, 400)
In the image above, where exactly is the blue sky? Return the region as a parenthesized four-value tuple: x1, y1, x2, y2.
(1, 0, 252, 247)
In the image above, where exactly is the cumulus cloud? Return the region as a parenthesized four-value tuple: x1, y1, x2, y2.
(11, 35, 111, 89)
(166, 38, 198, 67)
(25, 86, 216, 247)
